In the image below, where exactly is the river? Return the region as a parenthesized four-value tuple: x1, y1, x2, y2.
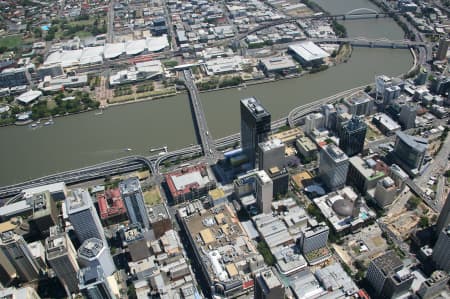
(0, 0, 412, 186)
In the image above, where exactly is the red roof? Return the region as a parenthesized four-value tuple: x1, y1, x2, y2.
(97, 188, 126, 219)
(164, 164, 208, 198)
(358, 289, 370, 299)
(242, 279, 254, 289)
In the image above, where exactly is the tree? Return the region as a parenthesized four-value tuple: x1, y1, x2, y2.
(407, 196, 421, 210)
(364, 85, 372, 93)
(127, 285, 137, 299)
(257, 241, 275, 266)
(419, 216, 429, 228)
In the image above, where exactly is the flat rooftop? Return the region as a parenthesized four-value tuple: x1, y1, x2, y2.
(349, 156, 387, 181)
(165, 164, 213, 197)
(180, 203, 260, 288)
(372, 251, 404, 276)
(259, 138, 284, 152)
(322, 144, 348, 163)
(289, 41, 329, 62)
(78, 238, 104, 259)
(46, 233, 69, 260)
(260, 56, 297, 71)
(66, 189, 93, 214)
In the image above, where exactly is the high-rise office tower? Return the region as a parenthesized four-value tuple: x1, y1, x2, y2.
(299, 222, 329, 254)
(0, 231, 41, 282)
(399, 104, 416, 129)
(435, 193, 450, 238)
(392, 131, 427, 176)
(322, 104, 337, 130)
(28, 191, 58, 237)
(319, 144, 349, 191)
(417, 271, 449, 299)
(338, 116, 367, 157)
(78, 238, 116, 277)
(66, 189, 106, 244)
(432, 225, 450, 272)
(414, 67, 428, 85)
(119, 178, 150, 230)
(365, 251, 413, 299)
(304, 112, 325, 135)
(78, 266, 117, 299)
(240, 97, 271, 168)
(436, 38, 449, 61)
(258, 138, 285, 172)
(254, 269, 285, 299)
(45, 226, 80, 294)
(255, 170, 273, 214)
(258, 138, 289, 197)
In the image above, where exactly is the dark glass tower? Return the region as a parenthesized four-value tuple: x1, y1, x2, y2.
(339, 116, 367, 157)
(240, 98, 271, 168)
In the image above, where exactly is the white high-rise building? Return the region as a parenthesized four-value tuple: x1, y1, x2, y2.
(299, 222, 329, 254)
(304, 113, 324, 135)
(258, 138, 285, 172)
(66, 189, 106, 244)
(78, 238, 116, 276)
(318, 144, 349, 191)
(45, 226, 80, 294)
(256, 170, 273, 214)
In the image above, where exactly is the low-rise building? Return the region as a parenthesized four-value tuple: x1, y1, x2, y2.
(16, 90, 42, 105)
(203, 56, 246, 75)
(109, 60, 164, 86)
(259, 56, 298, 76)
(313, 187, 376, 234)
(288, 41, 329, 66)
(96, 188, 127, 223)
(177, 202, 264, 298)
(164, 164, 216, 203)
(315, 262, 358, 295)
(38, 75, 88, 93)
(372, 113, 401, 136)
(295, 136, 317, 159)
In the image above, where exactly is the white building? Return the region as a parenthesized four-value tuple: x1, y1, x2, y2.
(256, 170, 273, 214)
(78, 238, 116, 276)
(203, 56, 246, 75)
(288, 41, 329, 66)
(109, 60, 163, 86)
(66, 189, 106, 244)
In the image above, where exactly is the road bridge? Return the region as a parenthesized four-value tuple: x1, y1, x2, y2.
(287, 84, 374, 127)
(183, 69, 218, 162)
(310, 37, 427, 49)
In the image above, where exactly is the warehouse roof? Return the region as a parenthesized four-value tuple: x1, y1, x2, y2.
(16, 90, 42, 104)
(289, 41, 329, 62)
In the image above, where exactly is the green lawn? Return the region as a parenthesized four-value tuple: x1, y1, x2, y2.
(0, 35, 23, 50)
(366, 126, 379, 141)
(143, 188, 162, 206)
(74, 31, 93, 38)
